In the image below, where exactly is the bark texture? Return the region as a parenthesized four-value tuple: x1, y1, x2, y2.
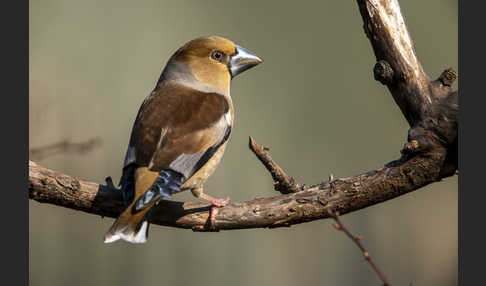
(29, 0, 457, 232)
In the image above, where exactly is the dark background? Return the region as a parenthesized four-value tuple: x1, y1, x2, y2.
(29, 1, 458, 285)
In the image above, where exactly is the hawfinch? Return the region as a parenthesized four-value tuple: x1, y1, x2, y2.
(104, 36, 262, 243)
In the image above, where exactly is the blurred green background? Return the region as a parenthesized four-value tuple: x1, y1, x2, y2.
(29, 0, 458, 285)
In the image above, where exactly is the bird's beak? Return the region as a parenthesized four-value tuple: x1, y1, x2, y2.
(229, 45, 263, 78)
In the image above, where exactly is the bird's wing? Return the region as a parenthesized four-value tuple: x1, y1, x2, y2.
(119, 82, 231, 204)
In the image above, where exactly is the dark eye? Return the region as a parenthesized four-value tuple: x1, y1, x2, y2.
(211, 50, 224, 61)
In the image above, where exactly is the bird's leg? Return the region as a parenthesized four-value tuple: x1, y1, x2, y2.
(191, 188, 230, 227)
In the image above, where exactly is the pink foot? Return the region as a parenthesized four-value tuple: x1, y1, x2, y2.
(207, 197, 230, 227)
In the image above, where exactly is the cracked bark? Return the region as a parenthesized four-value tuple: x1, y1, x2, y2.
(29, 0, 457, 232)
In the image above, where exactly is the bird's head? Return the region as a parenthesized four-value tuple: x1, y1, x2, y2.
(163, 36, 262, 94)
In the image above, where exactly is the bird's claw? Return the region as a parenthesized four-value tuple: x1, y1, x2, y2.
(208, 197, 231, 228)
(210, 197, 230, 208)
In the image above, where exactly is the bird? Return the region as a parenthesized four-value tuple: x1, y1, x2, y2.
(103, 36, 262, 243)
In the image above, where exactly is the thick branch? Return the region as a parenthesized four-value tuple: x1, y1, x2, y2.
(358, 0, 458, 175)
(359, 0, 433, 126)
(29, 144, 446, 232)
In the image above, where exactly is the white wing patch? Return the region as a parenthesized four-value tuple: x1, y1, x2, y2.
(124, 146, 136, 167)
(224, 111, 232, 125)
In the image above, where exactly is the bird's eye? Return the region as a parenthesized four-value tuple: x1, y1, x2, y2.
(211, 50, 224, 61)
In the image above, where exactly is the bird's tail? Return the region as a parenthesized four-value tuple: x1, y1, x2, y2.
(104, 169, 182, 244)
(103, 203, 153, 244)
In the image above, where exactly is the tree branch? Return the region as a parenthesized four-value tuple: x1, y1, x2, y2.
(248, 137, 303, 194)
(28, 0, 457, 232)
(329, 210, 390, 286)
(28, 142, 450, 232)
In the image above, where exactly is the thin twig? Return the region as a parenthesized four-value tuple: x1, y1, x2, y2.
(29, 137, 102, 161)
(249, 136, 302, 194)
(328, 210, 391, 286)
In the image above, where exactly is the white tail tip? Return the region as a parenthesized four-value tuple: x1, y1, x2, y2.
(103, 221, 149, 244)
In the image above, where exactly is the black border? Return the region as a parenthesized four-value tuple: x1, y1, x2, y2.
(459, 0, 484, 285)
(1, 0, 28, 285)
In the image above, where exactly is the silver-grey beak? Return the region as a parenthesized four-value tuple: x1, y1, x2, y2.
(229, 45, 263, 78)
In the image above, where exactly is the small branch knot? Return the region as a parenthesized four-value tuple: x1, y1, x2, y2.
(373, 60, 394, 85)
(363, 252, 370, 260)
(438, 68, 457, 86)
(401, 139, 419, 155)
